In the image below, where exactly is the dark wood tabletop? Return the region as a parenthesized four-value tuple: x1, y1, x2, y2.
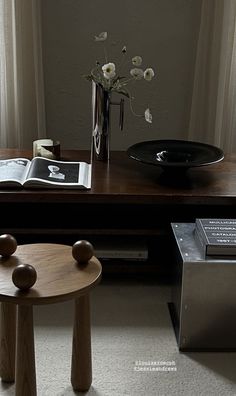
(0, 149, 236, 206)
(1, 149, 236, 276)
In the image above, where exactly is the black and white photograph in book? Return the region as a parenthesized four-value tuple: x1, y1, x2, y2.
(27, 157, 80, 184)
(0, 157, 91, 189)
(0, 159, 28, 179)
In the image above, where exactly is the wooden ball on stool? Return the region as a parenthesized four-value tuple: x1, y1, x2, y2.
(0, 234, 17, 257)
(72, 240, 94, 263)
(12, 264, 37, 290)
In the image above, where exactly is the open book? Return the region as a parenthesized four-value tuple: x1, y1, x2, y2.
(0, 157, 91, 189)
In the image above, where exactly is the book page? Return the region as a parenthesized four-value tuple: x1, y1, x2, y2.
(24, 157, 91, 189)
(0, 158, 31, 185)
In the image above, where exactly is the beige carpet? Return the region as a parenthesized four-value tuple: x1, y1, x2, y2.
(1, 279, 236, 396)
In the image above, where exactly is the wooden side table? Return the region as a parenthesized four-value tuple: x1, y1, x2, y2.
(0, 243, 102, 396)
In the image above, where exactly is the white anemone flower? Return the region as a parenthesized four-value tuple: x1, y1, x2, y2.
(130, 68, 144, 80)
(132, 56, 142, 66)
(144, 68, 155, 81)
(102, 62, 116, 79)
(86, 32, 155, 127)
(144, 108, 152, 123)
(94, 32, 108, 42)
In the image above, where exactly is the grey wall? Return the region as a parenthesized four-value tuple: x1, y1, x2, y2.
(41, 0, 202, 150)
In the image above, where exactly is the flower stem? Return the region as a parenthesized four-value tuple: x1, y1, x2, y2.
(103, 43, 108, 63)
(125, 87, 144, 119)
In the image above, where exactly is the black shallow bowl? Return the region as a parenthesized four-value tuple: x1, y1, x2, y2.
(127, 139, 224, 172)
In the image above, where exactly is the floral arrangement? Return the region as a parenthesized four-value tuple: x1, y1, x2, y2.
(84, 32, 155, 123)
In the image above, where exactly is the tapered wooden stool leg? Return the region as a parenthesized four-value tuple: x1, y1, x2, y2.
(71, 294, 92, 391)
(0, 302, 16, 382)
(15, 305, 36, 396)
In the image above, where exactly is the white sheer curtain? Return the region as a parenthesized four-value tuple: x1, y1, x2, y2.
(188, 0, 236, 154)
(0, 0, 46, 149)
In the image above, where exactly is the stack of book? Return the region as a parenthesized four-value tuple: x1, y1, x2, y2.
(195, 218, 236, 256)
(93, 237, 148, 261)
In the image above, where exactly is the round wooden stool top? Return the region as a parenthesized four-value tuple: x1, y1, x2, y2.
(0, 243, 102, 305)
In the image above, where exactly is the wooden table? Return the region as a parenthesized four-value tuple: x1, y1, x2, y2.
(0, 243, 102, 395)
(0, 149, 236, 275)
